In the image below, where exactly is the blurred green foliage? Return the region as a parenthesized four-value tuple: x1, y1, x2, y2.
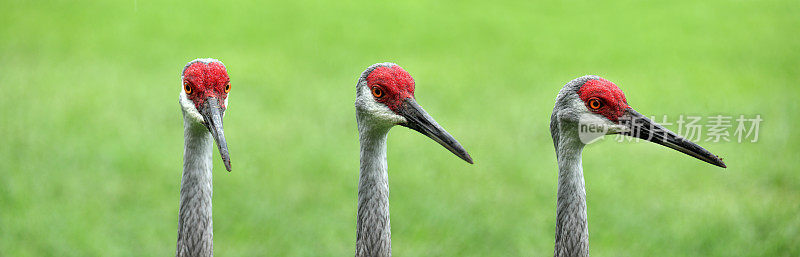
(1, 0, 798, 256)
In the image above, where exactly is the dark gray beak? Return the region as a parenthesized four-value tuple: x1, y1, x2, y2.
(618, 108, 726, 168)
(200, 97, 232, 172)
(398, 98, 473, 164)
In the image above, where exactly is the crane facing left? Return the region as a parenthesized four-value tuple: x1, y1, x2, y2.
(176, 58, 233, 257)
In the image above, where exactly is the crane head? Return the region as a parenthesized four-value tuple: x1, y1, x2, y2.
(551, 75, 726, 168)
(356, 63, 473, 164)
(179, 58, 232, 171)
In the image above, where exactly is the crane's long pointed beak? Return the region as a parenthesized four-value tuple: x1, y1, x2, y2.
(398, 98, 473, 164)
(618, 108, 726, 168)
(200, 98, 232, 172)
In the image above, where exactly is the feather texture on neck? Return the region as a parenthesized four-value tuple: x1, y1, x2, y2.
(355, 113, 393, 257)
(176, 116, 214, 257)
(552, 120, 589, 257)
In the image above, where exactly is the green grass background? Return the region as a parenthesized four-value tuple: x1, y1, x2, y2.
(1, 0, 798, 256)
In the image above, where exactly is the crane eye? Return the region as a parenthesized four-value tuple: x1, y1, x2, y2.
(371, 86, 383, 98)
(184, 82, 192, 94)
(225, 83, 231, 93)
(588, 97, 603, 110)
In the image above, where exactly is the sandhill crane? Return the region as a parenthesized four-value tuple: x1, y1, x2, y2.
(176, 58, 232, 257)
(549, 75, 726, 257)
(354, 63, 473, 257)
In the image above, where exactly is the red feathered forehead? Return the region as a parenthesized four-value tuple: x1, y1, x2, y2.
(366, 65, 415, 111)
(183, 61, 230, 109)
(577, 78, 629, 122)
(183, 61, 229, 87)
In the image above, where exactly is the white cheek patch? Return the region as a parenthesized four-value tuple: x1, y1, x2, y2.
(223, 94, 229, 118)
(577, 112, 611, 144)
(568, 95, 627, 144)
(179, 90, 204, 123)
(356, 84, 406, 125)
